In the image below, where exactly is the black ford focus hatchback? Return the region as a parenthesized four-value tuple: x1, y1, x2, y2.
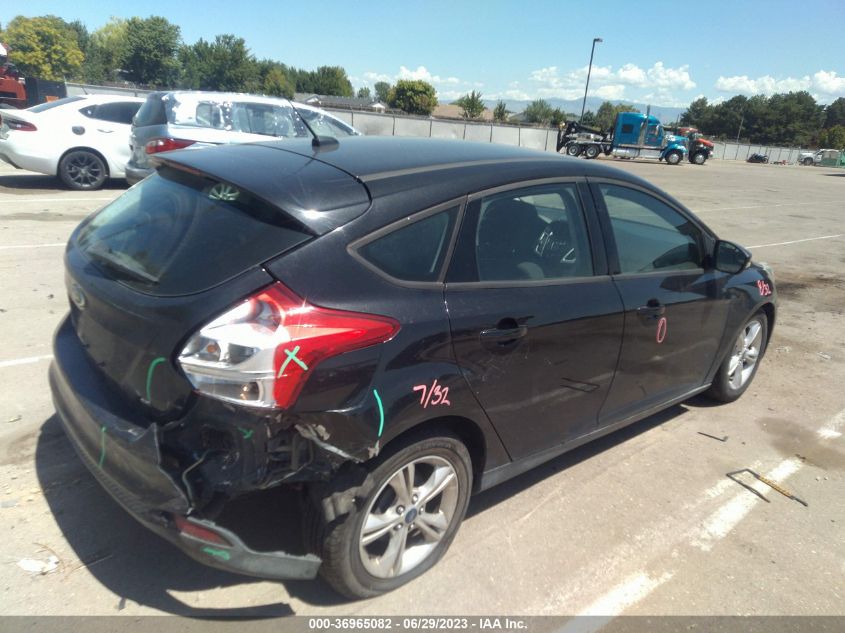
(50, 136, 776, 598)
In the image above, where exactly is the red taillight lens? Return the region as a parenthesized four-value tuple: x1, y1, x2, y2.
(145, 137, 196, 154)
(2, 117, 37, 132)
(177, 282, 400, 409)
(173, 516, 230, 546)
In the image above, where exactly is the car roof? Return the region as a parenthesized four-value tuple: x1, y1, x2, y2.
(71, 94, 145, 104)
(159, 136, 681, 233)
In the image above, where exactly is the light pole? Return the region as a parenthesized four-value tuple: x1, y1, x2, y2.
(579, 37, 603, 124)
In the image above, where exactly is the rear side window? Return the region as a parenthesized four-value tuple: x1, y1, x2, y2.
(85, 102, 142, 124)
(356, 208, 457, 282)
(133, 95, 168, 126)
(76, 167, 312, 296)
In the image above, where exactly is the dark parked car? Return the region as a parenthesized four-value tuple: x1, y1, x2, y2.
(50, 137, 776, 598)
(746, 153, 769, 163)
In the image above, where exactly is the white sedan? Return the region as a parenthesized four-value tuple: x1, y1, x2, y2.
(0, 94, 144, 190)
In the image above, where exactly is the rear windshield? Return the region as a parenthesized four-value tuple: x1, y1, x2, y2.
(75, 167, 312, 296)
(134, 95, 168, 127)
(27, 96, 85, 113)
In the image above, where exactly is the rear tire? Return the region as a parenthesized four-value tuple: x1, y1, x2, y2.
(59, 150, 108, 190)
(566, 143, 581, 157)
(706, 312, 768, 403)
(665, 150, 682, 165)
(584, 145, 600, 159)
(802, 157, 813, 166)
(307, 432, 472, 599)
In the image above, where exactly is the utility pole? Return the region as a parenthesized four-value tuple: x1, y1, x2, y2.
(579, 37, 603, 124)
(736, 110, 745, 143)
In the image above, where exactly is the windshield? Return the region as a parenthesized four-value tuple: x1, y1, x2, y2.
(76, 167, 313, 296)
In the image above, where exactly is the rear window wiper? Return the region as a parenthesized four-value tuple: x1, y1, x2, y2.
(85, 243, 159, 285)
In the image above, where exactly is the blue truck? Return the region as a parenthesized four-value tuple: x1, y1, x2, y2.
(557, 110, 689, 165)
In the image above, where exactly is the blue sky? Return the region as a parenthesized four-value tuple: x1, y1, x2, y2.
(3, 0, 845, 106)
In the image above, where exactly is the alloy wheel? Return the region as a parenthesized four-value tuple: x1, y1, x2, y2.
(358, 455, 459, 579)
(727, 320, 763, 390)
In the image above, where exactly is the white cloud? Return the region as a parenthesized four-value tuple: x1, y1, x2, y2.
(363, 71, 392, 83)
(397, 65, 462, 86)
(713, 70, 845, 99)
(594, 84, 627, 99)
(525, 61, 695, 102)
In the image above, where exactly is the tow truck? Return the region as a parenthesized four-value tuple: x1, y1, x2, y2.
(557, 109, 689, 165)
(669, 126, 714, 164)
(1, 42, 66, 109)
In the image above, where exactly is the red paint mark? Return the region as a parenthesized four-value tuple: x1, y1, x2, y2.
(656, 316, 668, 344)
(413, 380, 451, 408)
(756, 280, 772, 297)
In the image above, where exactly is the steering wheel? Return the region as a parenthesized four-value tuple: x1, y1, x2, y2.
(534, 221, 577, 265)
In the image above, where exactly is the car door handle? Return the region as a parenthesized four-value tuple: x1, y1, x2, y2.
(636, 300, 665, 322)
(480, 322, 528, 345)
(97, 128, 115, 133)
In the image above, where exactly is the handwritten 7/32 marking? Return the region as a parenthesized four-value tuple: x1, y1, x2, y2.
(413, 379, 451, 408)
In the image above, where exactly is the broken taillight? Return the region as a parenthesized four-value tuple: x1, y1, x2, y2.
(145, 137, 196, 154)
(177, 282, 399, 409)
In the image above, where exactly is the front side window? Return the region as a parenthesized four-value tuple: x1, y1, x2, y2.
(600, 184, 702, 274)
(450, 183, 593, 283)
(357, 208, 457, 282)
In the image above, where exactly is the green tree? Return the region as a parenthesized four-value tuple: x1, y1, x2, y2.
(594, 101, 639, 132)
(312, 66, 354, 96)
(82, 17, 129, 83)
(123, 16, 181, 87)
(4, 15, 84, 80)
(824, 97, 845, 129)
(680, 97, 711, 128)
(524, 99, 554, 125)
(454, 90, 485, 119)
(374, 81, 391, 103)
(357, 86, 371, 99)
(178, 34, 258, 92)
(388, 79, 437, 115)
(580, 110, 597, 127)
(818, 125, 845, 149)
(493, 100, 510, 122)
(550, 107, 567, 126)
(259, 61, 294, 98)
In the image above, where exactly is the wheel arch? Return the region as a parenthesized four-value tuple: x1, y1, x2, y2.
(380, 414, 489, 492)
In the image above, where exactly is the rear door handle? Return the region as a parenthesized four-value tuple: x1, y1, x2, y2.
(97, 128, 115, 134)
(480, 323, 528, 345)
(636, 299, 665, 323)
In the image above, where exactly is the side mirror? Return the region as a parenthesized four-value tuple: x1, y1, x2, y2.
(714, 240, 751, 274)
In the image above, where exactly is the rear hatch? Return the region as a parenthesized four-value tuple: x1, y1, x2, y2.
(65, 143, 371, 419)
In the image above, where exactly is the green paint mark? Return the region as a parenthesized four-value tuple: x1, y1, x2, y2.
(145, 356, 166, 402)
(238, 428, 254, 440)
(98, 425, 107, 469)
(277, 345, 308, 378)
(201, 546, 231, 561)
(373, 389, 385, 438)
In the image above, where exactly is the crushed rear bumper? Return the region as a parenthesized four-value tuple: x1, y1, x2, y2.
(49, 316, 321, 580)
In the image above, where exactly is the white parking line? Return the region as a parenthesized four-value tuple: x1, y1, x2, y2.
(0, 354, 53, 369)
(696, 201, 818, 213)
(747, 234, 844, 249)
(0, 242, 65, 250)
(545, 405, 845, 618)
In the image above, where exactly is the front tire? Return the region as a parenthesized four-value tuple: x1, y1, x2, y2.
(59, 150, 108, 190)
(665, 150, 682, 165)
(691, 151, 707, 165)
(706, 312, 768, 403)
(311, 432, 472, 599)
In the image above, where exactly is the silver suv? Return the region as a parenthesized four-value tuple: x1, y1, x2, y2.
(125, 91, 360, 184)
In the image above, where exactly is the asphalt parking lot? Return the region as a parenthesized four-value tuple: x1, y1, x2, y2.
(1, 156, 843, 618)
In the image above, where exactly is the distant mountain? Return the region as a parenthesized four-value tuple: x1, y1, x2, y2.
(485, 96, 686, 124)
